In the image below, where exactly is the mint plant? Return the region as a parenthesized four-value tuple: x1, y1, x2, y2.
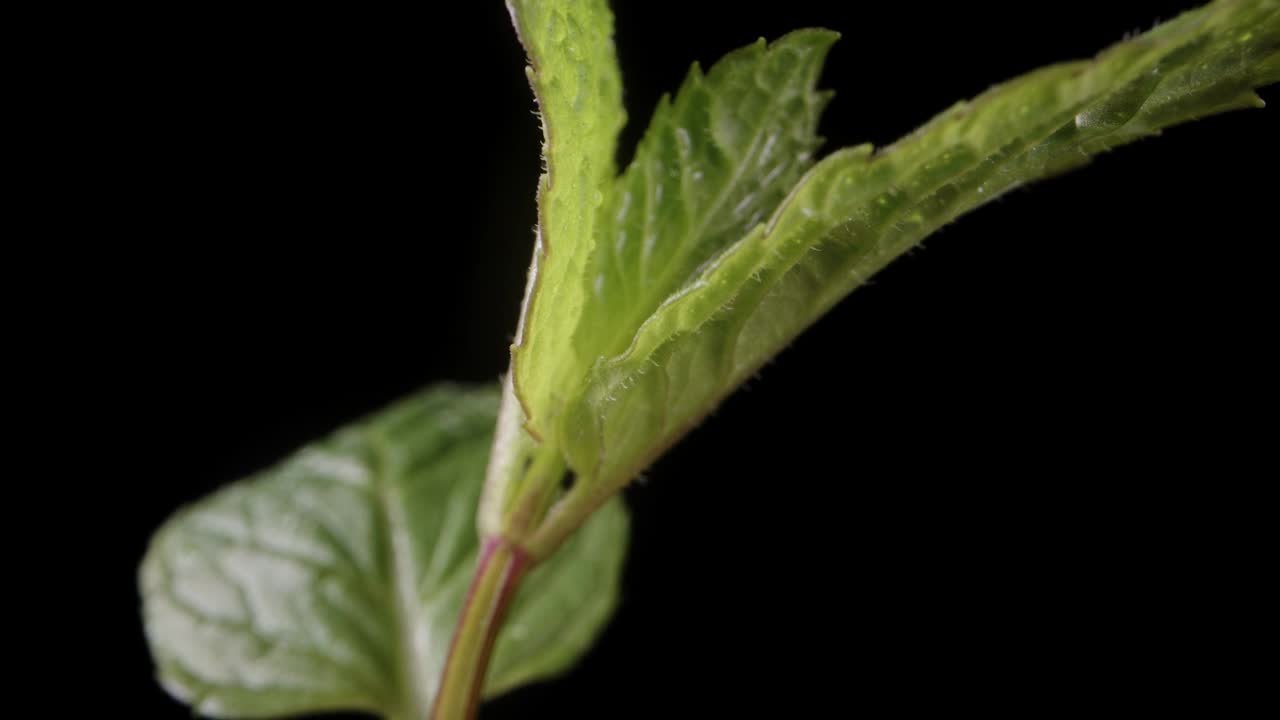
(141, 1, 1278, 718)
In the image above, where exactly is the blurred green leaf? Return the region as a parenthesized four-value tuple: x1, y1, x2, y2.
(141, 385, 628, 719)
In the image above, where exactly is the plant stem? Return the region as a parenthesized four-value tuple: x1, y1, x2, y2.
(430, 536, 530, 720)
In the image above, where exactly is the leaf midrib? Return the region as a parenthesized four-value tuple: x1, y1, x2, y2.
(369, 434, 433, 720)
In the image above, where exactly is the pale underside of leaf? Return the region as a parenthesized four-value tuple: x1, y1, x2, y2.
(507, 0, 627, 444)
(141, 385, 628, 719)
(523, 0, 1277, 550)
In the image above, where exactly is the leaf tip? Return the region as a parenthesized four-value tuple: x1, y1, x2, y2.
(777, 27, 841, 50)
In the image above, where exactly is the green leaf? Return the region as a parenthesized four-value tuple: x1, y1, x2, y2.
(558, 29, 837, 474)
(507, 0, 627, 445)
(140, 385, 628, 720)
(573, 29, 837, 373)
(504, 0, 1277, 553)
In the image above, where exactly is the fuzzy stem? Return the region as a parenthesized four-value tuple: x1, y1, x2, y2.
(430, 537, 530, 720)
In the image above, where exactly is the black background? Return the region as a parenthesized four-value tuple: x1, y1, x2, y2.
(55, 1, 1273, 716)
